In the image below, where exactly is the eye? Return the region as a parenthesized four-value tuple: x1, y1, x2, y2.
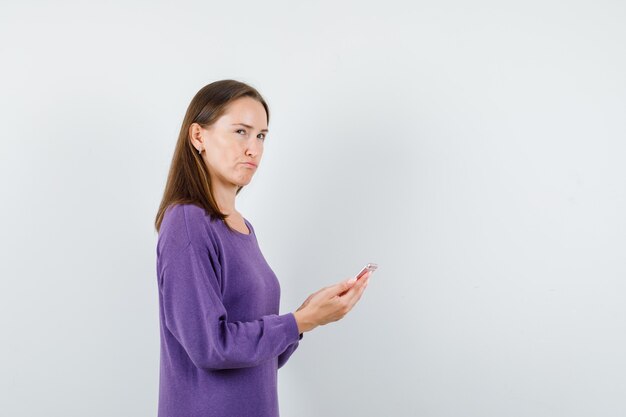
(235, 129, 265, 140)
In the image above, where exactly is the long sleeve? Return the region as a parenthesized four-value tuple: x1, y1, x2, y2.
(159, 240, 301, 371)
(277, 332, 303, 369)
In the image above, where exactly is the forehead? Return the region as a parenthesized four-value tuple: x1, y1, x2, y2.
(219, 97, 267, 128)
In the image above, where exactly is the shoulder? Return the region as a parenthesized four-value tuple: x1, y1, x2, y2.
(159, 203, 215, 248)
(157, 203, 224, 274)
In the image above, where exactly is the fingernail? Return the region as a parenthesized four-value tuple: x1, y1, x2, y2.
(348, 278, 357, 284)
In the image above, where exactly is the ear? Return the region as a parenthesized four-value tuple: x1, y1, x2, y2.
(188, 122, 205, 152)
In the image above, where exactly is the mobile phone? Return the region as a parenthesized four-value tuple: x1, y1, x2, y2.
(355, 263, 378, 280)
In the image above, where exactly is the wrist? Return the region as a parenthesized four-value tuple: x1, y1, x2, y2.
(293, 310, 315, 333)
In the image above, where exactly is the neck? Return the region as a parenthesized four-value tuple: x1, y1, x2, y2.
(211, 180, 239, 214)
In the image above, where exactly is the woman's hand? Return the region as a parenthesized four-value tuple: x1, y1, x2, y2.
(293, 272, 371, 333)
(295, 285, 328, 312)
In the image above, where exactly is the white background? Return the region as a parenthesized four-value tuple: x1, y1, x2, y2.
(1, 1, 625, 416)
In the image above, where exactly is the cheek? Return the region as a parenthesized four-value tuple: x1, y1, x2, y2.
(207, 154, 229, 172)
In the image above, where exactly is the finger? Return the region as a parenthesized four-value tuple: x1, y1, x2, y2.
(331, 277, 359, 296)
(357, 273, 370, 291)
(350, 272, 370, 291)
(308, 285, 330, 301)
(351, 284, 367, 307)
(344, 274, 369, 305)
(344, 271, 370, 292)
(354, 278, 370, 304)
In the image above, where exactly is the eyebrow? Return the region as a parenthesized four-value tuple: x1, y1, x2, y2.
(231, 123, 269, 133)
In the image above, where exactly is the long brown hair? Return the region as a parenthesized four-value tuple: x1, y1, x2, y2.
(154, 79, 270, 233)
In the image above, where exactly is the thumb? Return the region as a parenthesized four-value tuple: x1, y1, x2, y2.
(336, 277, 357, 294)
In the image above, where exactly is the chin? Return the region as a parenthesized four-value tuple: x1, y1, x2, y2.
(236, 179, 253, 187)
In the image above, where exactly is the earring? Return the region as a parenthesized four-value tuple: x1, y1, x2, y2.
(198, 148, 202, 154)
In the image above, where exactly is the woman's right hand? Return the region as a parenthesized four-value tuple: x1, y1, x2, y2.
(293, 272, 371, 334)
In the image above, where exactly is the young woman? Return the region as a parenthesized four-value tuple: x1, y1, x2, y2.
(154, 79, 371, 417)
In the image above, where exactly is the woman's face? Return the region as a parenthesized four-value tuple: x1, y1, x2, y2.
(197, 97, 268, 189)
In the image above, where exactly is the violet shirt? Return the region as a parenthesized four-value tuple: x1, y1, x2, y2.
(156, 203, 303, 417)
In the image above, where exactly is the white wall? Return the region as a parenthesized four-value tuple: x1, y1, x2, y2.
(1, 1, 624, 416)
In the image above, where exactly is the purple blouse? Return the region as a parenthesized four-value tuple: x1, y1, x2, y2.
(156, 203, 303, 417)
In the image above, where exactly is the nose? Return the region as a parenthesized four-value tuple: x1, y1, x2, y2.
(244, 137, 262, 157)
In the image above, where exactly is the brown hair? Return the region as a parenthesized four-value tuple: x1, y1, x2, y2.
(154, 79, 270, 233)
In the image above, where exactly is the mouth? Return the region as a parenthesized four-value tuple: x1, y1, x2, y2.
(242, 162, 257, 168)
